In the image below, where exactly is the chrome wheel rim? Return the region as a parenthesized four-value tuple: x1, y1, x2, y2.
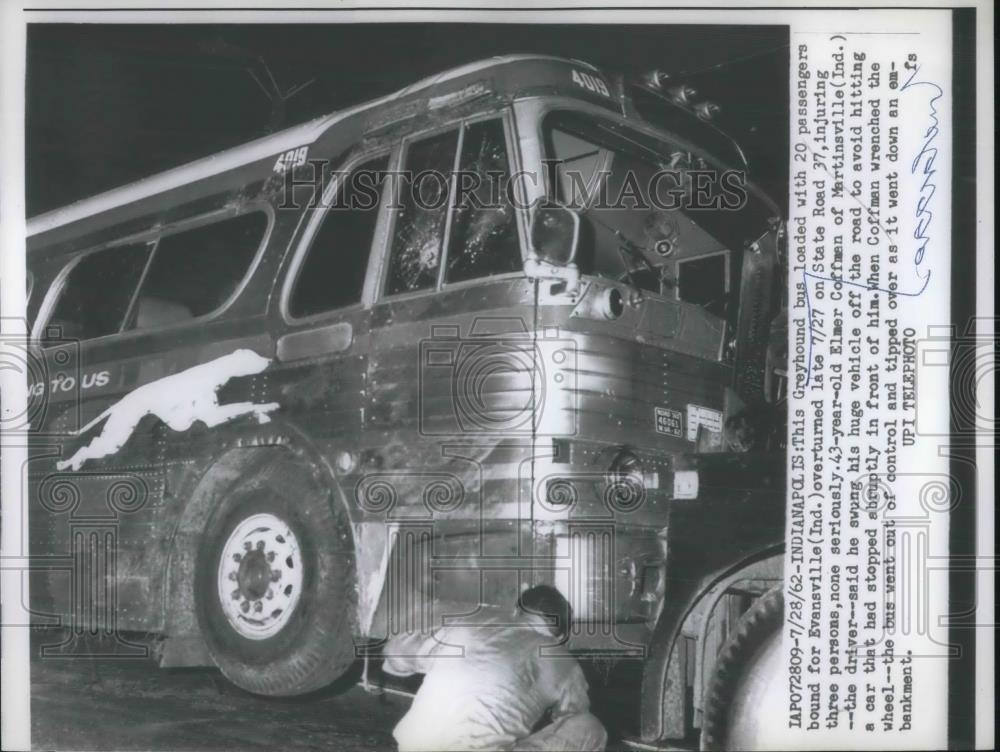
(216, 512, 303, 640)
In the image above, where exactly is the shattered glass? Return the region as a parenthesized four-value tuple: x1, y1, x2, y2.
(445, 119, 520, 284)
(384, 130, 458, 295)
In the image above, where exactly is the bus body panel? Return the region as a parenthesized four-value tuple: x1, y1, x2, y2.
(25, 54, 786, 741)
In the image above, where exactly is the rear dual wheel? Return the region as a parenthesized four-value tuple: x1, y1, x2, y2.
(194, 460, 356, 696)
(700, 587, 785, 751)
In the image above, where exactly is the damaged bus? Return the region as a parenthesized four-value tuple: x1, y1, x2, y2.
(26, 55, 787, 749)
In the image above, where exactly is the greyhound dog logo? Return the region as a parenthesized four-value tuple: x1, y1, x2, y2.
(57, 349, 279, 471)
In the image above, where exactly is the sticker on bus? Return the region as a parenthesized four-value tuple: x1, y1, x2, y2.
(685, 404, 723, 442)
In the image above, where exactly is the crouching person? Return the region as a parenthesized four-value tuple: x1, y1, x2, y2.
(382, 585, 607, 752)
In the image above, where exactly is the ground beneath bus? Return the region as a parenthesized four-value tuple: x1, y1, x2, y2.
(29, 630, 689, 752)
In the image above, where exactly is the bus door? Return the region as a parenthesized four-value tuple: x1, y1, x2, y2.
(365, 113, 533, 629)
(267, 150, 394, 462)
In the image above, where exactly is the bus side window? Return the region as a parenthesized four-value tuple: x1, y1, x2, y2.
(289, 154, 389, 318)
(545, 126, 609, 206)
(47, 243, 152, 341)
(128, 212, 267, 331)
(445, 119, 520, 284)
(384, 129, 459, 296)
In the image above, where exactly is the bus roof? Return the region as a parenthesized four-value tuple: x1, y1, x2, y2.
(27, 54, 602, 240)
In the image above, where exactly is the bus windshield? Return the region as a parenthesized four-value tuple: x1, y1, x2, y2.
(540, 110, 774, 320)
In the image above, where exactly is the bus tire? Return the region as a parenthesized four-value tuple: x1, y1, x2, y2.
(700, 586, 784, 751)
(194, 460, 355, 696)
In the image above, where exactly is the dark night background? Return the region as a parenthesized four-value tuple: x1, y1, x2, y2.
(26, 24, 788, 217)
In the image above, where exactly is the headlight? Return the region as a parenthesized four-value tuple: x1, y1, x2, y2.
(606, 450, 647, 512)
(598, 287, 624, 320)
(609, 448, 643, 479)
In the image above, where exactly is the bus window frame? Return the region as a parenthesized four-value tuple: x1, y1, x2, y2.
(520, 96, 774, 293)
(374, 107, 530, 303)
(32, 202, 275, 349)
(279, 147, 394, 325)
(673, 248, 732, 304)
(519, 97, 780, 359)
(518, 95, 779, 221)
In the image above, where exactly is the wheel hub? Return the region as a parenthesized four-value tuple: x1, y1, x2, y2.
(216, 513, 303, 640)
(236, 548, 271, 601)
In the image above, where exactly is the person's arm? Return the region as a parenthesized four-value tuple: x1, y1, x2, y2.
(382, 599, 478, 676)
(381, 629, 439, 677)
(550, 662, 591, 719)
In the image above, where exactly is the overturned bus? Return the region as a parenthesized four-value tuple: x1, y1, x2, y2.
(26, 55, 787, 749)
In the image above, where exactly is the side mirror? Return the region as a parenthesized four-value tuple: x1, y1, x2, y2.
(529, 201, 580, 266)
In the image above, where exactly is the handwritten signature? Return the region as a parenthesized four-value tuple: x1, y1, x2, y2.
(902, 64, 943, 284)
(800, 65, 942, 388)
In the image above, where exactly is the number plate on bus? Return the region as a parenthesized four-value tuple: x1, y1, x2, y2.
(655, 406, 683, 437)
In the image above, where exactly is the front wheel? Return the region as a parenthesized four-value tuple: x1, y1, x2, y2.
(194, 459, 356, 696)
(700, 587, 784, 751)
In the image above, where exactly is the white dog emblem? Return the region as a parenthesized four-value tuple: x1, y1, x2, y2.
(57, 349, 279, 471)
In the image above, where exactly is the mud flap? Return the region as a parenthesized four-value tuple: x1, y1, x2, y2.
(354, 521, 399, 638)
